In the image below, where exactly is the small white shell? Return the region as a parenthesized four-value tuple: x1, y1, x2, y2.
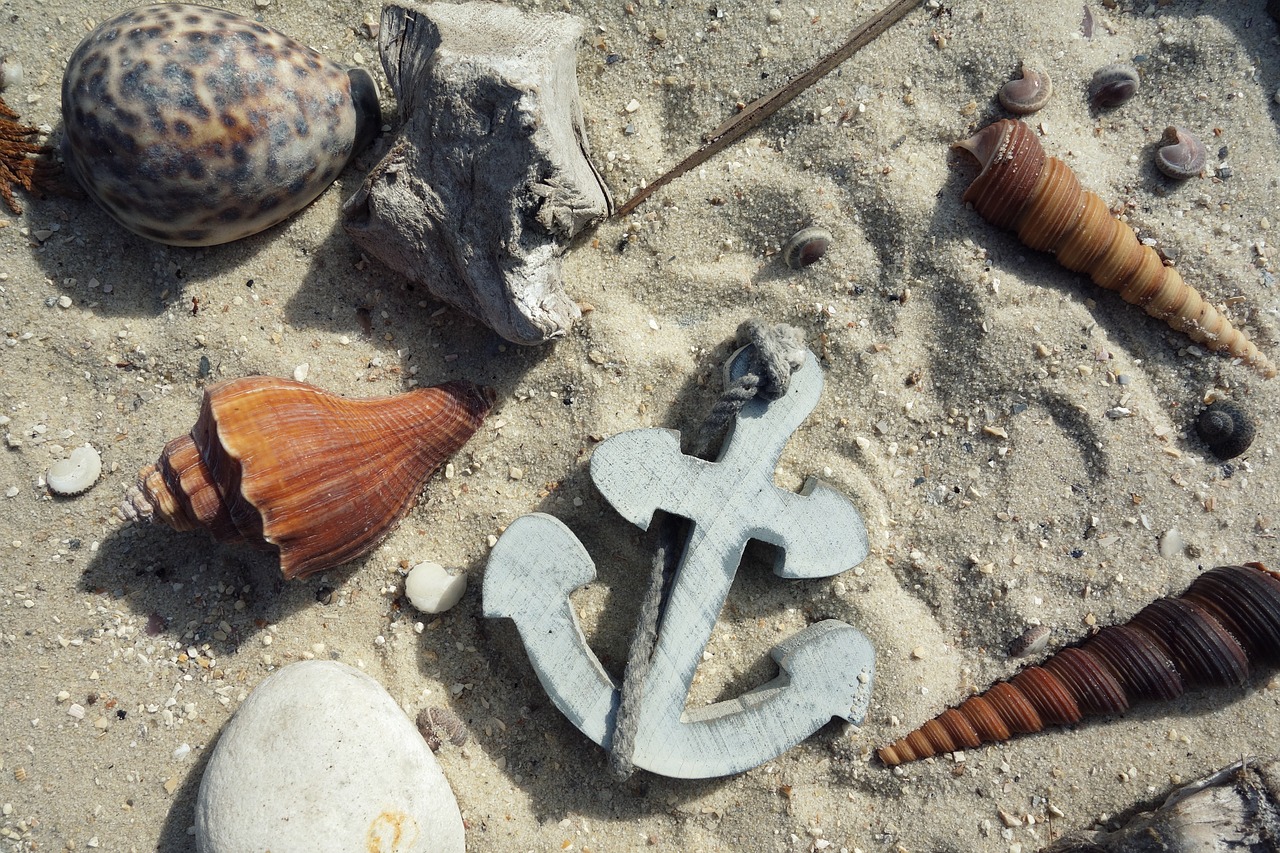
(47, 444, 102, 496)
(405, 561, 466, 614)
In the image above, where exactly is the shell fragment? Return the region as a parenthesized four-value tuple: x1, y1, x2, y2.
(47, 444, 102, 496)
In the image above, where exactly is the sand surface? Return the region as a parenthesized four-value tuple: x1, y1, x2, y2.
(2, 0, 1279, 850)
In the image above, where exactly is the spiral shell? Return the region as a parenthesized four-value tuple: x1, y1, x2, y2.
(61, 4, 380, 246)
(121, 376, 494, 579)
(877, 563, 1280, 766)
(1196, 401, 1255, 460)
(956, 119, 1275, 378)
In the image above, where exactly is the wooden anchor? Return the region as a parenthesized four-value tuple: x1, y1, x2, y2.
(483, 347, 874, 778)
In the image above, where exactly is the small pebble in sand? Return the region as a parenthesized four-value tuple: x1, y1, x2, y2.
(405, 561, 466, 613)
(46, 444, 101, 496)
(782, 226, 832, 269)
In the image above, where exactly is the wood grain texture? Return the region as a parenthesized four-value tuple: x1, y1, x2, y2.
(342, 1, 611, 345)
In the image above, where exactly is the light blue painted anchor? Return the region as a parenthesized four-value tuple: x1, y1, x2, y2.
(483, 348, 874, 778)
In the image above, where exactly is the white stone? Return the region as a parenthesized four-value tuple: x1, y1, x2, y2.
(195, 660, 464, 853)
(405, 561, 466, 614)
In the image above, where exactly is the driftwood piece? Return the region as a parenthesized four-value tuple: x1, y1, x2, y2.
(1045, 758, 1280, 852)
(342, 1, 611, 345)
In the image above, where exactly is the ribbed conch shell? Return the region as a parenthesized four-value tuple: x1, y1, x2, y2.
(956, 119, 1275, 378)
(121, 376, 494, 579)
(878, 563, 1280, 766)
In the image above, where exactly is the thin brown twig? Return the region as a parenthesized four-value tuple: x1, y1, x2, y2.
(613, 0, 924, 219)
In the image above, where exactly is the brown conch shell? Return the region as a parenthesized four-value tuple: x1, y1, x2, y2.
(122, 376, 495, 579)
(956, 119, 1275, 378)
(878, 563, 1280, 766)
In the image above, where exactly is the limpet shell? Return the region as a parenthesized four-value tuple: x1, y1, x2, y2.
(1196, 401, 1255, 460)
(782, 226, 832, 269)
(47, 444, 102, 496)
(1154, 125, 1207, 180)
(998, 64, 1052, 115)
(60, 4, 380, 246)
(416, 706, 468, 751)
(1088, 63, 1140, 109)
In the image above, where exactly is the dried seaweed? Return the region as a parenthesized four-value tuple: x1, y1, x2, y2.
(0, 95, 42, 214)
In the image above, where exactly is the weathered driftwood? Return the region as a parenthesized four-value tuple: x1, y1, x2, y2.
(1045, 758, 1280, 852)
(342, 1, 611, 345)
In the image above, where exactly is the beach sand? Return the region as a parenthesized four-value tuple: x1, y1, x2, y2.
(2, 0, 1278, 850)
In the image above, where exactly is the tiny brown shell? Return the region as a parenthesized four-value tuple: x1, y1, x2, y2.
(1154, 125, 1207, 180)
(998, 64, 1053, 115)
(1008, 624, 1051, 658)
(1088, 63, 1140, 108)
(416, 706, 468, 751)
